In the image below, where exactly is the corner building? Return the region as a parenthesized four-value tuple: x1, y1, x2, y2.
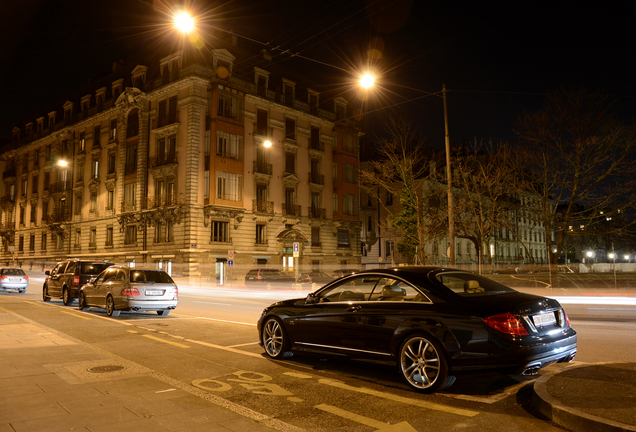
(2, 40, 362, 280)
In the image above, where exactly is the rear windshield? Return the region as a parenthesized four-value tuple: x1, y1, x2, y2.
(130, 270, 174, 283)
(434, 272, 517, 297)
(81, 263, 112, 275)
(1, 268, 26, 276)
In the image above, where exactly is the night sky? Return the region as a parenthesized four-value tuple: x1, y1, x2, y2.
(2, 0, 635, 148)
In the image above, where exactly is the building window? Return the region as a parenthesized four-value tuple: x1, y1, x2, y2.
(156, 221, 164, 243)
(77, 161, 84, 182)
(256, 224, 266, 244)
(285, 152, 295, 174)
(19, 207, 25, 225)
(125, 225, 137, 244)
(30, 203, 37, 223)
(312, 227, 320, 247)
(158, 96, 178, 128)
(107, 190, 114, 210)
(216, 131, 243, 159)
(75, 193, 82, 215)
(337, 229, 349, 248)
(285, 118, 295, 141)
(106, 227, 113, 246)
(90, 192, 98, 212)
(107, 153, 116, 175)
(74, 230, 81, 248)
(167, 220, 174, 242)
(110, 118, 117, 140)
(333, 193, 338, 214)
(256, 109, 268, 135)
(42, 233, 47, 250)
(90, 229, 97, 247)
(29, 234, 35, 251)
(216, 171, 242, 201)
(91, 159, 99, 179)
(217, 91, 243, 120)
(343, 163, 357, 183)
(310, 126, 319, 148)
(124, 182, 136, 211)
(127, 109, 139, 138)
(19, 236, 24, 252)
(204, 170, 210, 199)
(93, 125, 100, 148)
(386, 240, 395, 258)
(343, 134, 358, 153)
(343, 193, 358, 216)
(125, 143, 137, 174)
(211, 221, 229, 243)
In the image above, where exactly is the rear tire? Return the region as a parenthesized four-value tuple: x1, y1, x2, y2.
(398, 334, 448, 393)
(157, 310, 170, 316)
(62, 287, 72, 306)
(106, 295, 120, 317)
(43, 286, 51, 302)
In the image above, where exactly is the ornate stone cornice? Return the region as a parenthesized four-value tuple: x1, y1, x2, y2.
(151, 123, 180, 139)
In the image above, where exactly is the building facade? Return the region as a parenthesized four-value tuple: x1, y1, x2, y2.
(2, 43, 362, 280)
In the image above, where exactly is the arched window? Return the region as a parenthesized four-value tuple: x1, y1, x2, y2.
(126, 109, 139, 138)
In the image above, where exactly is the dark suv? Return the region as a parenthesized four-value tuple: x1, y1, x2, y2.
(245, 269, 295, 288)
(43, 259, 114, 305)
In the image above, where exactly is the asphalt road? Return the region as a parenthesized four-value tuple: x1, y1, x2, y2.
(2, 277, 635, 432)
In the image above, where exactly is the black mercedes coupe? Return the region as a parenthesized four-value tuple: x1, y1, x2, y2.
(257, 267, 577, 393)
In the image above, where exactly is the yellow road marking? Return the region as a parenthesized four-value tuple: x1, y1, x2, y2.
(186, 339, 264, 358)
(60, 311, 90, 320)
(142, 334, 190, 348)
(316, 404, 417, 432)
(319, 379, 479, 417)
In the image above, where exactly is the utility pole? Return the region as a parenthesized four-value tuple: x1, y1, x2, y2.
(443, 85, 455, 266)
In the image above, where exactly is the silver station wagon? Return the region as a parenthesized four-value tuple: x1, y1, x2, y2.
(78, 266, 178, 317)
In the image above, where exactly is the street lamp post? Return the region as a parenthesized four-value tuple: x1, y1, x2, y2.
(442, 84, 454, 267)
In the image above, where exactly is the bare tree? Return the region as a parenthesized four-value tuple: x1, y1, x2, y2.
(514, 88, 636, 273)
(359, 118, 447, 264)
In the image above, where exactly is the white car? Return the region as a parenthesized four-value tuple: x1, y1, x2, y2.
(78, 266, 178, 317)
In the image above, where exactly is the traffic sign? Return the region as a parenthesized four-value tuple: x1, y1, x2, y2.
(293, 242, 299, 252)
(228, 250, 234, 259)
(228, 260, 233, 267)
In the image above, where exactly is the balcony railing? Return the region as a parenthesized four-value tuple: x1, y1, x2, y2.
(140, 194, 184, 209)
(0, 196, 16, 206)
(253, 161, 272, 175)
(283, 203, 302, 217)
(310, 139, 324, 152)
(308, 207, 326, 219)
(120, 201, 136, 212)
(308, 173, 324, 185)
(252, 199, 273, 213)
(149, 151, 178, 168)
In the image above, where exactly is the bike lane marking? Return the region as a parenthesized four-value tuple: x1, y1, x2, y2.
(315, 404, 417, 432)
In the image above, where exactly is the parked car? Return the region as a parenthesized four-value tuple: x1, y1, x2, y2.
(258, 266, 577, 393)
(78, 266, 178, 317)
(296, 271, 334, 288)
(43, 260, 114, 305)
(0, 268, 29, 293)
(331, 268, 360, 278)
(245, 269, 295, 288)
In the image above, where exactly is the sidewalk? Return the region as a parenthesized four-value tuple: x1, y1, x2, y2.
(531, 362, 636, 432)
(0, 306, 297, 432)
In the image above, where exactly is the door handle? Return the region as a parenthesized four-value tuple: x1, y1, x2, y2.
(347, 305, 362, 312)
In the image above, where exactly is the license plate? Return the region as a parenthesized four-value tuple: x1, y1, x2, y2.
(10, 278, 20, 282)
(145, 290, 163, 296)
(533, 312, 557, 327)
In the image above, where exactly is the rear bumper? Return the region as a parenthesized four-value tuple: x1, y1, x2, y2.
(0, 283, 28, 290)
(118, 299, 179, 311)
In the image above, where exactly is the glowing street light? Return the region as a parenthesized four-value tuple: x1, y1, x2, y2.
(174, 10, 195, 34)
(359, 72, 375, 90)
(263, 140, 272, 148)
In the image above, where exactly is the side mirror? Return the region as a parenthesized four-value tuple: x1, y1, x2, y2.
(45, 270, 50, 276)
(305, 292, 318, 305)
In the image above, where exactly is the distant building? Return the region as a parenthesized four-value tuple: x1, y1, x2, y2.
(2, 37, 362, 280)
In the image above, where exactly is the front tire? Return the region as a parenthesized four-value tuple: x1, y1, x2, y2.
(106, 295, 120, 317)
(43, 286, 51, 302)
(261, 317, 292, 359)
(78, 291, 88, 310)
(62, 287, 72, 306)
(398, 334, 448, 393)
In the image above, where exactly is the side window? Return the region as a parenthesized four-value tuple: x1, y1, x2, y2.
(97, 269, 115, 283)
(369, 277, 429, 302)
(318, 276, 380, 302)
(66, 261, 77, 275)
(52, 262, 66, 276)
(115, 270, 127, 282)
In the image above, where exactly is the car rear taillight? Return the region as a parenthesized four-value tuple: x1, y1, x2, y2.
(564, 309, 571, 326)
(24, 276, 29, 281)
(121, 287, 140, 296)
(0, 276, 6, 280)
(73, 275, 80, 286)
(483, 312, 529, 336)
